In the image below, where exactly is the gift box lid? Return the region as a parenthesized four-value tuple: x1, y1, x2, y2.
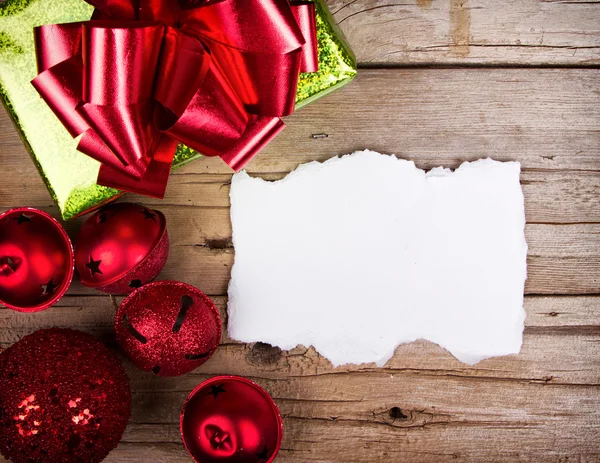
(0, 0, 356, 220)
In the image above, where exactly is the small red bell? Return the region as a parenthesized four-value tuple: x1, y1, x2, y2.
(0, 207, 74, 312)
(114, 280, 221, 376)
(74, 202, 169, 294)
(180, 376, 283, 463)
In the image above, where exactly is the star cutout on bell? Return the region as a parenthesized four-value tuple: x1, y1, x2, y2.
(14, 213, 32, 224)
(1, 256, 17, 275)
(208, 384, 226, 399)
(141, 209, 157, 221)
(180, 376, 283, 463)
(0, 208, 74, 312)
(41, 279, 59, 296)
(85, 255, 103, 277)
(74, 203, 169, 294)
(257, 446, 270, 460)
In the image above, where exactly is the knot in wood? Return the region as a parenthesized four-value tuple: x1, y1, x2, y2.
(389, 407, 408, 420)
(247, 342, 282, 366)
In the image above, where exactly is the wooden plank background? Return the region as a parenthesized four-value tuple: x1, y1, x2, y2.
(1, 1, 599, 462)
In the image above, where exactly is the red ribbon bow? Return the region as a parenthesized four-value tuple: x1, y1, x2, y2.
(32, 0, 318, 197)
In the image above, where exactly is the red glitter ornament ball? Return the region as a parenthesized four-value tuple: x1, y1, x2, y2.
(115, 280, 221, 376)
(74, 202, 169, 294)
(0, 329, 131, 463)
(0, 207, 74, 312)
(180, 376, 283, 463)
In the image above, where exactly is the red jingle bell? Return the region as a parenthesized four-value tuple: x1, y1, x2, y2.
(0, 328, 131, 463)
(180, 376, 283, 463)
(114, 280, 221, 376)
(74, 202, 169, 294)
(0, 207, 74, 312)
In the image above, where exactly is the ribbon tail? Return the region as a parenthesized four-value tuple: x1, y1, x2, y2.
(77, 100, 157, 177)
(291, 1, 319, 73)
(80, 21, 165, 178)
(32, 56, 89, 137)
(220, 115, 285, 171)
(97, 135, 178, 198)
(34, 23, 83, 74)
(77, 129, 132, 172)
(160, 63, 247, 157)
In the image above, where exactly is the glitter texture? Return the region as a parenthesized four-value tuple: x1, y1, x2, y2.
(0, 329, 131, 463)
(0, 0, 356, 220)
(295, 0, 357, 108)
(115, 280, 222, 377)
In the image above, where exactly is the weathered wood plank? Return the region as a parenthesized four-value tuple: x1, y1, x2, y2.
(161, 221, 599, 296)
(2, 371, 597, 462)
(1, 295, 598, 463)
(327, 0, 600, 66)
(2, 169, 600, 225)
(2, 295, 599, 385)
(2, 70, 598, 183)
(4, 426, 600, 463)
(1, 207, 598, 296)
(126, 374, 600, 430)
(127, 212, 600, 296)
(183, 69, 600, 174)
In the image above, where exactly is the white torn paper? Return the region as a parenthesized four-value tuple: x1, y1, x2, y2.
(227, 150, 527, 366)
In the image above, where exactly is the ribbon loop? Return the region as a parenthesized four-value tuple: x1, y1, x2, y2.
(162, 64, 248, 157)
(82, 21, 164, 105)
(86, 0, 138, 20)
(153, 28, 210, 121)
(291, 1, 319, 73)
(32, 0, 319, 197)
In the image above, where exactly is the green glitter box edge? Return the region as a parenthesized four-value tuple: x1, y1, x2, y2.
(0, 0, 357, 220)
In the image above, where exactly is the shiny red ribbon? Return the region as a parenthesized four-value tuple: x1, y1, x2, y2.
(32, 0, 318, 197)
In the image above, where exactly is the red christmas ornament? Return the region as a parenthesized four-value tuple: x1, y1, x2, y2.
(180, 376, 283, 463)
(114, 280, 221, 376)
(0, 207, 74, 312)
(0, 329, 131, 463)
(74, 202, 169, 294)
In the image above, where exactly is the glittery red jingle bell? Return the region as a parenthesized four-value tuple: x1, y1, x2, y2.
(181, 376, 283, 463)
(0, 207, 74, 312)
(75, 202, 169, 294)
(0, 329, 131, 463)
(114, 280, 221, 376)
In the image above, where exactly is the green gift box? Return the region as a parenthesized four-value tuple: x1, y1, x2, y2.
(0, 0, 356, 220)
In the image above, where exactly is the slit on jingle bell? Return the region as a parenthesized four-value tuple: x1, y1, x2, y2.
(172, 295, 194, 333)
(122, 314, 147, 344)
(185, 351, 211, 360)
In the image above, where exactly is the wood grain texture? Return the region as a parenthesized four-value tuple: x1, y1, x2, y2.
(1, 69, 599, 183)
(326, 0, 600, 66)
(1, 7, 600, 461)
(2, 295, 599, 384)
(1, 294, 599, 462)
(1, 202, 598, 295)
